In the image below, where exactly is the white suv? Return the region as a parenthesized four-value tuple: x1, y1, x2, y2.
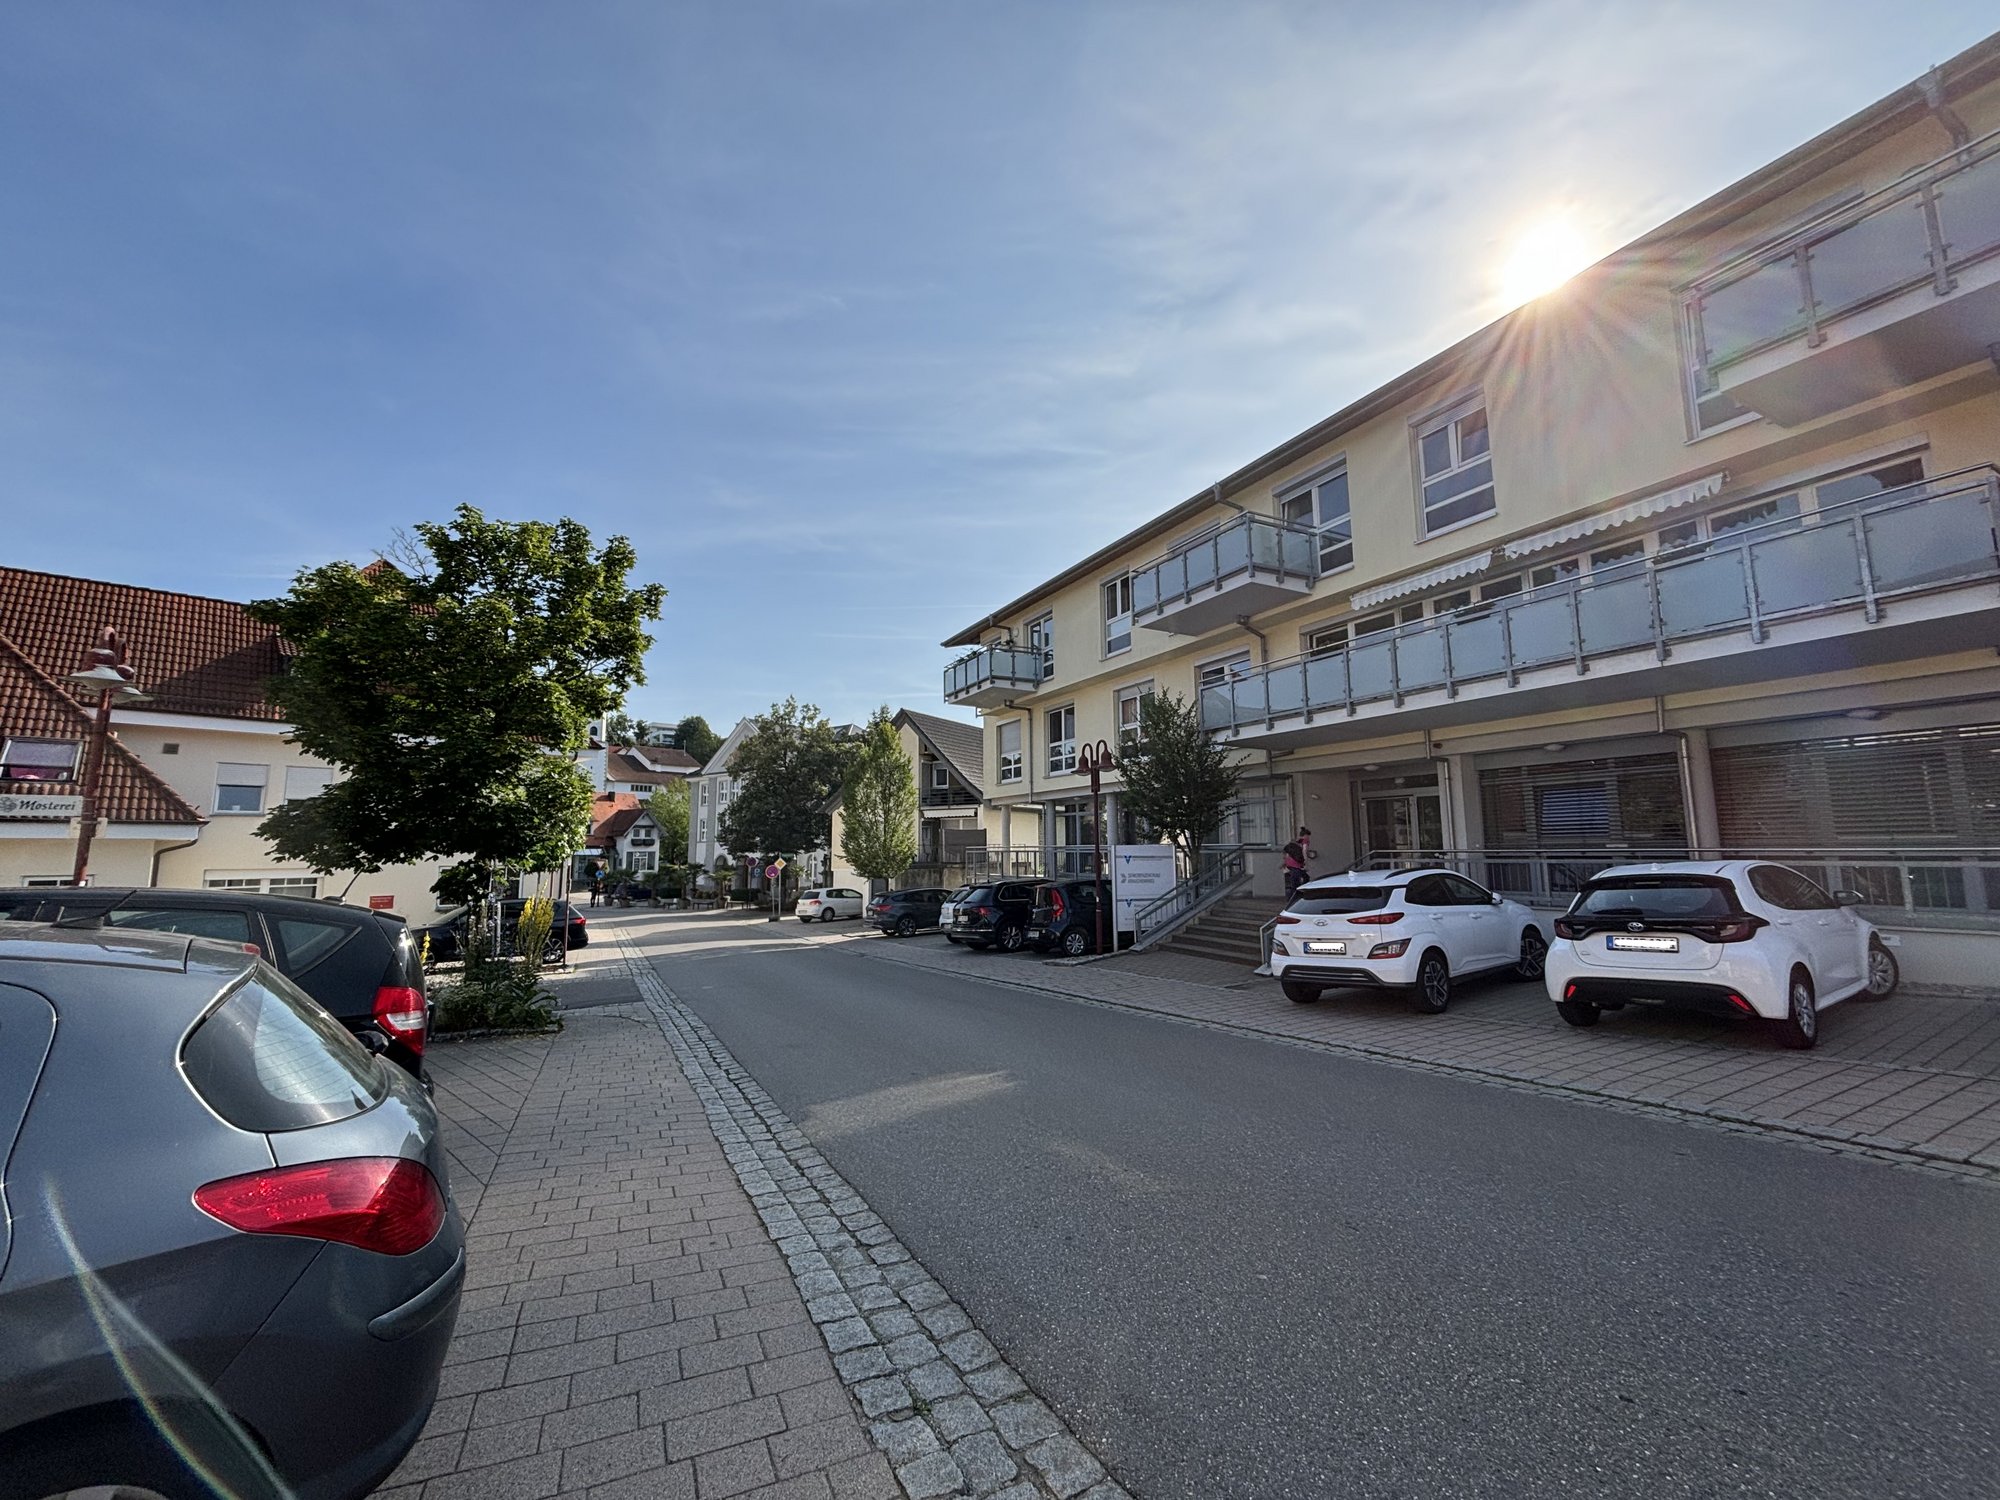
(1543, 861, 1900, 1049)
(795, 888, 864, 923)
(1270, 868, 1551, 1012)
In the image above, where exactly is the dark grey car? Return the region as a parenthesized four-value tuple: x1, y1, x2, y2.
(0, 927, 465, 1500)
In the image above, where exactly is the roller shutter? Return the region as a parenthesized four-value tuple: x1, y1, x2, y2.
(1711, 724, 2000, 849)
(1479, 753, 1688, 850)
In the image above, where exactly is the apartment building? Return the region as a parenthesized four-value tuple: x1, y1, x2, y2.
(827, 708, 987, 891)
(942, 37, 2000, 982)
(687, 718, 753, 871)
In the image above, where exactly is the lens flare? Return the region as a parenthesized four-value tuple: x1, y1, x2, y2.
(1498, 215, 1597, 306)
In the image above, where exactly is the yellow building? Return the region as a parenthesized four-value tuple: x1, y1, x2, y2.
(828, 710, 986, 893)
(942, 37, 2000, 983)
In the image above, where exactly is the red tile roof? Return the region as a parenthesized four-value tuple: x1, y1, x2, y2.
(585, 792, 649, 849)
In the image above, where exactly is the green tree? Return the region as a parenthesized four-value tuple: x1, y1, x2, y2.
(250, 506, 666, 905)
(839, 708, 917, 887)
(646, 779, 690, 864)
(718, 699, 852, 857)
(675, 714, 723, 766)
(1116, 690, 1242, 865)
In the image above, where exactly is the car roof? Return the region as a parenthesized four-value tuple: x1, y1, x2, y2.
(1591, 860, 1743, 880)
(9, 885, 404, 926)
(1296, 866, 1461, 892)
(0, 923, 231, 974)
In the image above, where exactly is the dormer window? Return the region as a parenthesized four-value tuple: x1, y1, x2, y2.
(1, 738, 80, 782)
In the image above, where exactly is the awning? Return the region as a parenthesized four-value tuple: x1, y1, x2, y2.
(1349, 551, 1493, 611)
(1501, 473, 1726, 559)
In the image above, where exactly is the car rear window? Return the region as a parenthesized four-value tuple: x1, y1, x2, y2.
(181, 972, 388, 1133)
(1289, 886, 1391, 915)
(1573, 878, 1737, 920)
(962, 887, 996, 904)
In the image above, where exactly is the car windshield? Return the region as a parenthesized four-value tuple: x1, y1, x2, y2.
(1573, 878, 1737, 920)
(1289, 886, 1391, 915)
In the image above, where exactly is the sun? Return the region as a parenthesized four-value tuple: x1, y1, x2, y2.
(1498, 215, 1596, 307)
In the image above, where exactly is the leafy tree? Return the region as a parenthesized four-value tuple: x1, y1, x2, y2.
(675, 714, 723, 766)
(250, 506, 665, 905)
(646, 779, 690, 863)
(1116, 690, 1242, 865)
(839, 709, 917, 887)
(718, 698, 852, 857)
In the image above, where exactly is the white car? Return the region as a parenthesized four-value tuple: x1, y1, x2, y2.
(1543, 860, 1899, 1049)
(1270, 868, 1551, 1012)
(795, 887, 865, 923)
(938, 886, 972, 944)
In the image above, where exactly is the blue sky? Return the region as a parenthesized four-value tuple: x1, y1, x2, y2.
(5, 2, 1995, 734)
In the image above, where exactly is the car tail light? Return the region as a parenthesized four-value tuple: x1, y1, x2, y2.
(1710, 917, 1767, 944)
(1553, 917, 1585, 940)
(1367, 939, 1410, 959)
(1347, 912, 1404, 926)
(1564, 981, 1578, 999)
(1724, 992, 1754, 1014)
(374, 985, 427, 1055)
(1274, 914, 1302, 926)
(1050, 890, 1066, 919)
(194, 1157, 445, 1255)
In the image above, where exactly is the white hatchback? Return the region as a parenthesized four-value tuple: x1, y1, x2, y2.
(1543, 861, 1899, 1049)
(795, 888, 864, 923)
(1270, 868, 1551, 1013)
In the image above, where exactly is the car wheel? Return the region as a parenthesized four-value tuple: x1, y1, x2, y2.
(996, 923, 1026, 953)
(1515, 928, 1548, 980)
(895, 915, 917, 937)
(819, 908, 837, 923)
(796, 916, 811, 924)
(1864, 939, 1900, 1000)
(1281, 977, 1322, 1004)
(1060, 927, 1089, 957)
(945, 934, 961, 944)
(1776, 969, 1819, 1049)
(1410, 950, 1452, 1014)
(1556, 999, 1600, 1028)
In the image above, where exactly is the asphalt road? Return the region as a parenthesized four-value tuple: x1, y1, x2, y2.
(632, 922, 2000, 1500)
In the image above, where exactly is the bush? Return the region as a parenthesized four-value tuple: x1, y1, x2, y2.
(432, 936, 560, 1034)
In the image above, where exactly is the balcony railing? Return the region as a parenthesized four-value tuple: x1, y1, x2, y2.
(1202, 468, 2000, 735)
(1130, 513, 1321, 629)
(1686, 128, 2000, 375)
(943, 644, 1046, 706)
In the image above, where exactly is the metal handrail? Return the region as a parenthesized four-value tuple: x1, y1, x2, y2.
(1132, 845, 1250, 946)
(1202, 467, 2000, 735)
(1131, 512, 1322, 618)
(944, 643, 1046, 700)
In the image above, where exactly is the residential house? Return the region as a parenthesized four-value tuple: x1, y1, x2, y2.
(828, 709, 988, 891)
(601, 744, 699, 795)
(687, 718, 753, 873)
(579, 793, 665, 878)
(942, 36, 2000, 984)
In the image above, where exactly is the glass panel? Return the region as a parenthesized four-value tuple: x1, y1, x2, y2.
(1448, 613, 1506, 680)
(1426, 484, 1497, 532)
(1420, 426, 1452, 478)
(1507, 593, 1576, 666)
(1750, 525, 1863, 615)
(1864, 488, 1998, 589)
(1577, 572, 1654, 653)
(1711, 492, 1801, 538)
(1187, 540, 1217, 590)
(1348, 637, 1395, 701)
(1230, 674, 1268, 721)
(1423, 458, 1493, 505)
(1266, 663, 1305, 717)
(1805, 199, 1933, 316)
(1457, 407, 1489, 459)
(1132, 569, 1158, 613)
(1657, 551, 1750, 635)
(1217, 522, 1252, 577)
(1319, 472, 1349, 526)
(1304, 654, 1347, 710)
(1397, 626, 1447, 691)
(1279, 526, 1316, 574)
(1698, 256, 1806, 363)
(1937, 151, 2000, 267)
(1816, 458, 1926, 511)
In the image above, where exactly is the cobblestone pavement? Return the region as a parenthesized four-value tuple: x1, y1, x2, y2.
(790, 921, 2000, 1179)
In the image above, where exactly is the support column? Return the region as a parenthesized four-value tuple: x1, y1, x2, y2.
(1442, 754, 1481, 851)
(1681, 727, 1722, 854)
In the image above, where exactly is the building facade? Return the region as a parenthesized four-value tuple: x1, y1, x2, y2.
(687, 718, 753, 872)
(942, 38, 2000, 982)
(827, 709, 987, 891)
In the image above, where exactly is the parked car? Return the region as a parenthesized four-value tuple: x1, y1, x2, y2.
(0, 925, 464, 1500)
(411, 899, 588, 963)
(1028, 879, 1110, 956)
(868, 887, 950, 936)
(1544, 860, 1899, 1048)
(796, 888, 865, 923)
(949, 881, 1039, 952)
(1270, 868, 1550, 1011)
(0, 886, 430, 1081)
(938, 886, 974, 944)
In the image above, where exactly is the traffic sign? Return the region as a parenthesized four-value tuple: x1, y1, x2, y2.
(773, 857, 787, 870)
(765, 864, 779, 879)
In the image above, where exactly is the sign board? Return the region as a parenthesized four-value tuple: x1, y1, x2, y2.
(765, 864, 780, 880)
(772, 857, 787, 870)
(1111, 844, 1178, 934)
(368, 894, 395, 911)
(0, 793, 83, 820)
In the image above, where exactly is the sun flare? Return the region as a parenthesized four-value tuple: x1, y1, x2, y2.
(1498, 215, 1596, 307)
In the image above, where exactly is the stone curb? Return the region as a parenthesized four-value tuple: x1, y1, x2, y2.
(614, 938, 1133, 1500)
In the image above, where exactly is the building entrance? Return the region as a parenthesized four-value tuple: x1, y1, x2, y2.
(1357, 770, 1444, 863)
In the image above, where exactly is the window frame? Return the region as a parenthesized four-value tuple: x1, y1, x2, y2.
(1045, 705, 1077, 776)
(1274, 458, 1355, 575)
(1026, 611, 1055, 675)
(996, 719, 1024, 785)
(213, 762, 270, 816)
(1195, 651, 1254, 691)
(1413, 394, 1498, 539)
(0, 737, 81, 782)
(1102, 575, 1134, 657)
(1116, 680, 1155, 748)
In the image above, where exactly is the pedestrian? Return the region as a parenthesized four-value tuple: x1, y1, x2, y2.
(588, 865, 603, 908)
(1282, 836, 1309, 901)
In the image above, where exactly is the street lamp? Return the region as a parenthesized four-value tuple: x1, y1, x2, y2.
(1077, 740, 1116, 955)
(65, 627, 148, 887)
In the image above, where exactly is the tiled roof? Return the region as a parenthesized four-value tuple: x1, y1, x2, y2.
(0, 566, 287, 722)
(608, 746, 699, 782)
(586, 793, 647, 847)
(0, 634, 203, 826)
(898, 709, 983, 788)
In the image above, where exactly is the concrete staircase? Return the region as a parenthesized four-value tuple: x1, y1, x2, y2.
(1156, 894, 1280, 967)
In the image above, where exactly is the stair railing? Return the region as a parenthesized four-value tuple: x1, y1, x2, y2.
(1131, 845, 1251, 951)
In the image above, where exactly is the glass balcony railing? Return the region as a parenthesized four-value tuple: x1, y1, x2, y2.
(1202, 468, 2000, 735)
(1131, 513, 1320, 619)
(1686, 130, 2000, 373)
(943, 644, 1045, 702)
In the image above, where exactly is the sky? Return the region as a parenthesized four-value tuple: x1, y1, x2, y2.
(5, 2, 1996, 735)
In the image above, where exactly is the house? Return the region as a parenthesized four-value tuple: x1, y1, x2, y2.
(0, 566, 448, 911)
(601, 745, 699, 795)
(687, 718, 754, 873)
(828, 709, 987, 891)
(578, 793, 665, 878)
(941, 36, 2000, 984)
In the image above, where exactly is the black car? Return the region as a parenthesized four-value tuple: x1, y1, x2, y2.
(948, 881, 1039, 952)
(0, 886, 430, 1080)
(867, 887, 950, 937)
(412, 899, 589, 963)
(1027, 879, 1110, 956)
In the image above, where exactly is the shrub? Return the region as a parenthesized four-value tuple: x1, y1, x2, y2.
(431, 933, 559, 1034)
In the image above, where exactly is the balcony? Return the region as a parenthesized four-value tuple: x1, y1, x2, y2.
(944, 644, 1045, 709)
(1686, 131, 2000, 426)
(1130, 514, 1320, 636)
(1202, 469, 2000, 747)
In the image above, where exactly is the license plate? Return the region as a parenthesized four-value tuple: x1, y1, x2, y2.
(1608, 934, 1679, 953)
(1027, 928, 1045, 939)
(1303, 940, 1347, 955)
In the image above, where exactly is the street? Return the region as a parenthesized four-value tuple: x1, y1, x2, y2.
(624, 914, 2000, 1500)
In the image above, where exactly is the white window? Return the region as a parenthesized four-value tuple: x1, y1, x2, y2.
(1709, 492, 1801, 539)
(283, 766, 336, 802)
(1117, 682, 1154, 747)
(1679, 300, 1757, 439)
(204, 873, 319, 897)
(699, 782, 709, 806)
(997, 721, 1023, 784)
(1530, 556, 1581, 590)
(21, 876, 69, 887)
(1277, 463, 1355, 573)
(1103, 576, 1133, 656)
(1027, 612, 1055, 675)
(1046, 706, 1077, 775)
(2, 738, 80, 781)
(1416, 398, 1497, 535)
(699, 815, 709, 841)
(1197, 653, 1255, 690)
(214, 763, 269, 815)
(1306, 623, 1348, 658)
(631, 851, 656, 873)
(931, 762, 952, 790)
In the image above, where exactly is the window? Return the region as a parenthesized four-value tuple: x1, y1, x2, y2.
(1353, 612, 1397, 637)
(1748, 864, 1835, 911)
(1589, 540, 1646, 575)
(106, 907, 254, 945)
(931, 762, 952, 789)
(997, 720, 1023, 784)
(1046, 706, 1076, 775)
(1, 738, 79, 781)
(632, 851, 656, 873)
(1815, 456, 1925, 510)
(1306, 623, 1348, 658)
(1479, 575, 1523, 602)
(204, 874, 319, 898)
(1679, 299, 1757, 438)
(1658, 519, 1703, 551)
(283, 766, 336, 802)
(1197, 653, 1254, 690)
(1416, 398, 1497, 534)
(1277, 463, 1354, 572)
(1530, 557, 1581, 590)
(1027, 613, 1055, 675)
(1103, 576, 1133, 656)
(213, 764, 269, 814)
(276, 917, 352, 969)
(1709, 492, 1801, 539)
(1117, 682, 1154, 747)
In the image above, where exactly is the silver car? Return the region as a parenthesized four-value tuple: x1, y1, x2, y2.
(0, 926, 465, 1500)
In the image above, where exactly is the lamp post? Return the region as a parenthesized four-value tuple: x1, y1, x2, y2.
(1077, 740, 1115, 955)
(66, 627, 148, 887)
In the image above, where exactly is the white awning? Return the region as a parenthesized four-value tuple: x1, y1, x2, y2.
(1501, 473, 1727, 559)
(1349, 551, 1493, 611)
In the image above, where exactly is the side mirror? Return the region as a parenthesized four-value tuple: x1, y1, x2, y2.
(1833, 890, 1866, 907)
(1490, 893, 1503, 906)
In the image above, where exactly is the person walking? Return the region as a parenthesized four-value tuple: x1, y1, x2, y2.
(1282, 835, 1310, 901)
(588, 865, 604, 908)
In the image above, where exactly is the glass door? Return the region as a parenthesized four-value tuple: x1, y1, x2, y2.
(1360, 792, 1444, 863)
